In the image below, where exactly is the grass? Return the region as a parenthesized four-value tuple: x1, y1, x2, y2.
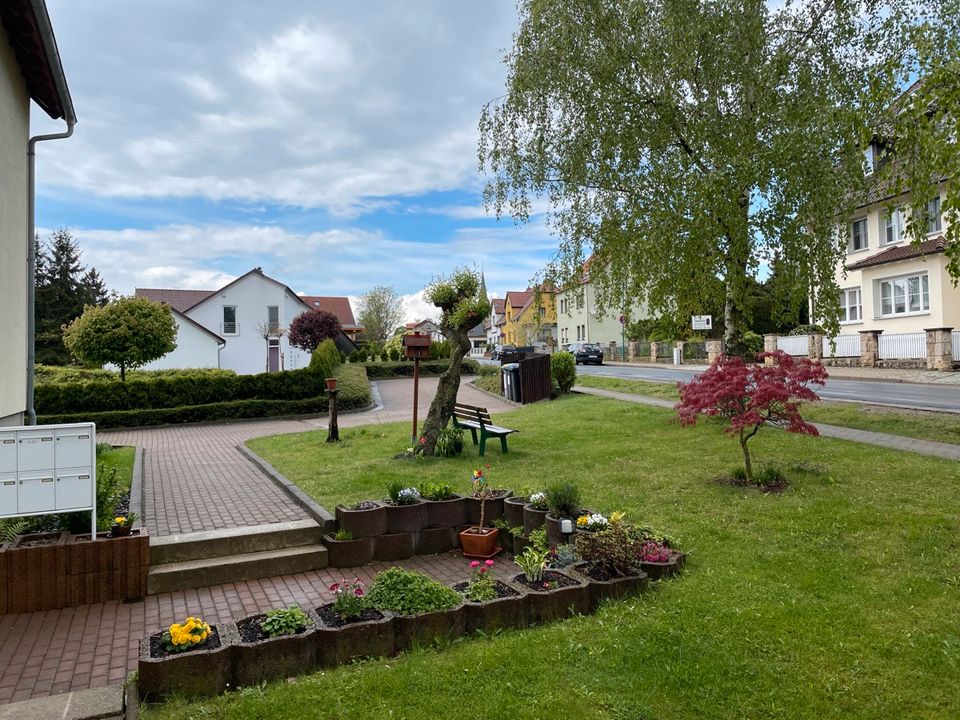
(141, 394, 960, 719)
(575, 373, 960, 445)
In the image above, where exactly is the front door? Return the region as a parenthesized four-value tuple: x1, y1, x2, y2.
(268, 338, 280, 372)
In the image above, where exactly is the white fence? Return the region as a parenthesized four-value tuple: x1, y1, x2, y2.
(776, 335, 809, 356)
(822, 334, 861, 358)
(878, 332, 926, 359)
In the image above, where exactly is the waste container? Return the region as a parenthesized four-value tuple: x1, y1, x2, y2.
(502, 363, 521, 402)
(672, 347, 682, 365)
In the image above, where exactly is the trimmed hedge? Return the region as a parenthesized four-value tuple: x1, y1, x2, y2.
(363, 358, 481, 379)
(38, 365, 372, 429)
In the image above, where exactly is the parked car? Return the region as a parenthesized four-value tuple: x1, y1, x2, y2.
(491, 344, 516, 361)
(567, 342, 604, 365)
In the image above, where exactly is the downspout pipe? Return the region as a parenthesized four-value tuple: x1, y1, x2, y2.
(25, 0, 76, 424)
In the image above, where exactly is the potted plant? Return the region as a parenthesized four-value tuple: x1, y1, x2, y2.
(367, 567, 465, 651)
(316, 579, 395, 666)
(459, 468, 500, 558)
(384, 482, 428, 533)
(138, 615, 235, 700)
(635, 539, 686, 580)
(544, 482, 581, 547)
(110, 513, 137, 537)
(522, 491, 550, 536)
(453, 559, 526, 633)
(512, 546, 590, 624)
(420, 482, 467, 528)
(335, 499, 387, 538)
(233, 605, 318, 686)
(575, 512, 609, 534)
(324, 529, 376, 567)
(574, 524, 648, 607)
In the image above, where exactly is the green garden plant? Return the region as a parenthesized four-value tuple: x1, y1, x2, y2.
(367, 568, 460, 615)
(545, 481, 581, 517)
(514, 546, 549, 583)
(551, 352, 576, 395)
(261, 606, 310, 638)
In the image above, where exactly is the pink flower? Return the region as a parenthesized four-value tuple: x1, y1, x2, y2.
(479, 567, 488, 573)
(470, 560, 480, 568)
(329, 583, 339, 592)
(485, 559, 495, 566)
(354, 588, 364, 597)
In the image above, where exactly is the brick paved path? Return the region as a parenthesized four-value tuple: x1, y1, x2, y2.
(0, 552, 503, 704)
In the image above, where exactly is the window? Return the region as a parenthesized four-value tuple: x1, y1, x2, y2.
(884, 209, 904, 245)
(576, 296, 584, 309)
(267, 306, 279, 332)
(222, 306, 237, 335)
(840, 287, 861, 323)
(926, 196, 942, 234)
(849, 218, 868, 252)
(877, 273, 929, 317)
(863, 146, 874, 176)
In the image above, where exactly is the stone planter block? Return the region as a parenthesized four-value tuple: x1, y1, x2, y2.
(503, 496, 527, 528)
(138, 624, 237, 701)
(385, 501, 428, 534)
(324, 535, 375, 568)
(571, 564, 648, 609)
(392, 604, 466, 652)
(545, 513, 578, 548)
(374, 532, 415, 561)
(232, 611, 320, 686)
(415, 527, 457, 555)
(316, 609, 395, 667)
(426, 496, 468, 528)
(522, 505, 549, 537)
(513, 571, 590, 625)
(335, 503, 387, 539)
(641, 551, 686, 580)
(512, 534, 531, 555)
(465, 490, 511, 525)
(462, 588, 528, 633)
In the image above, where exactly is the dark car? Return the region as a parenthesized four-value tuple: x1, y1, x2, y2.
(490, 344, 516, 361)
(568, 342, 604, 365)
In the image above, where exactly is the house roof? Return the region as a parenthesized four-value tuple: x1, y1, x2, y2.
(170, 308, 225, 346)
(0, 0, 71, 119)
(136, 288, 215, 313)
(299, 295, 361, 329)
(491, 298, 506, 314)
(845, 235, 947, 271)
(505, 290, 534, 310)
(467, 323, 486, 338)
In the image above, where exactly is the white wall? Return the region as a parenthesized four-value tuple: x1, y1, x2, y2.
(0, 28, 30, 425)
(185, 273, 312, 375)
(139, 315, 222, 370)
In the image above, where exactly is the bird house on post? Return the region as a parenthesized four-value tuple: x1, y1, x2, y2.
(402, 332, 433, 446)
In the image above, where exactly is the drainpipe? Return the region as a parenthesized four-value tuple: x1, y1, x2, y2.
(25, 0, 77, 424)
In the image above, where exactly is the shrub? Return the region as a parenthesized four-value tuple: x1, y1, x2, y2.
(289, 309, 341, 352)
(551, 352, 576, 394)
(576, 524, 637, 577)
(261, 605, 310, 637)
(545, 481, 581, 517)
(788, 324, 824, 336)
(434, 425, 464, 457)
(367, 568, 461, 615)
(363, 359, 480, 379)
(309, 338, 342, 379)
(389, 348, 400, 361)
(419, 482, 456, 501)
(741, 330, 764, 359)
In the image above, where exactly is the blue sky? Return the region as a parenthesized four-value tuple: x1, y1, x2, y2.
(32, 1, 555, 321)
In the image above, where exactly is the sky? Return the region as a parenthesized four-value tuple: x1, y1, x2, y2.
(32, 1, 556, 322)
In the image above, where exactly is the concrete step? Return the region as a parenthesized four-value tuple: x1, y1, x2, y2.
(150, 519, 323, 565)
(148, 544, 329, 594)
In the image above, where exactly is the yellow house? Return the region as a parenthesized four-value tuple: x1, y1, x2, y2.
(501, 287, 557, 348)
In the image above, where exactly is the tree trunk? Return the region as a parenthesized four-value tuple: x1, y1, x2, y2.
(723, 190, 752, 358)
(119, 362, 126, 382)
(739, 432, 753, 484)
(421, 328, 471, 455)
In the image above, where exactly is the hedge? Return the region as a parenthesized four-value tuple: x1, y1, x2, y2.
(309, 338, 341, 380)
(363, 358, 481, 379)
(38, 365, 372, 429)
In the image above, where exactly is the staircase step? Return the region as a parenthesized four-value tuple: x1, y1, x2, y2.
(150, 519, 323, 565)
(148, 544, 328, 594)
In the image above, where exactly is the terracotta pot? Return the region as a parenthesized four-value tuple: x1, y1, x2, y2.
(459, 526, 499, 558)
(138, 624, 237, 701)
(231, 610, 319, 686)
(315, 607, 395, 667)
(503, 495, 527, 528)
(325, 377, 337, 391)
(392, 604, 466, 652)
(545, 513, 577, 548)
(110, 525, 132, 537)
(425, 495, 467, 528)
(522, 505, 549, 536)
(465, 490, 511, 525)
(324, 535, 375, 568)
(374, 532, 415, 561)
(335, 502, 387, 539)
(641, 550, 686, 580)
(385, 501, 428, 534)
(415, 527, 457, 555)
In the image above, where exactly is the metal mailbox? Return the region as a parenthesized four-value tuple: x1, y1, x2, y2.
(17, 428, 55, 472)
(55, 468, 93, 511)
(18, 472, 56, 514)
(0, 473, 16, 515)
(0, 431, 16, 473)
(55, 427, 93, 468)
(403, 331, 432, 359)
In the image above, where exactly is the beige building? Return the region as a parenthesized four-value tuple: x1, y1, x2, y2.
(0, 1, 75, 425)
(556, 260, 647, 349)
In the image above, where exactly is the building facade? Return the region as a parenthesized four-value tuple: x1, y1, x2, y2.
(556, 262, 646, 349)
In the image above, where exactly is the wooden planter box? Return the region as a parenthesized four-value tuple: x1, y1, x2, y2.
(522, 505, 549, 536)
(392, 603, 466, 652)
(0, 530, 149, 614)
(232, 611, 320, 686)
(335, 503, 387, 538)
(138, 624, 236, 701)
(325, 535, 375, 568)
(315, 607, 395, 667)
(385, 501, 428, 534)
(425, 496, 468, 528)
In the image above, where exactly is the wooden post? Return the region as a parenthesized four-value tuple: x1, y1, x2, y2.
(411, 356, 420, 446)
(327, 389, 339, 443)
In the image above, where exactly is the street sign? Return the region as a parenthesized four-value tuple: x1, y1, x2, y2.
(618, 314, 626, 325)
(692, 315, 712, 331)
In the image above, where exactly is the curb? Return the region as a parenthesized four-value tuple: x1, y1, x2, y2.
(467, 378, 522, 408)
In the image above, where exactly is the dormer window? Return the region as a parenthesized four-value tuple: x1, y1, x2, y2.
(863, 146, 875, 176)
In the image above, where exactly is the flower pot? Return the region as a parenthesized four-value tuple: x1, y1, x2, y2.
(426, 495, 468, 528)
(374, 532, 415, 561)
(465, 489, 512, 525)
(545, 513, 577, 548)
(325, 377, 337, 391)
(335, 502, 387, 539)
(570, 562, 648, 609)
(385, 500, 428, 534)
(641, 550, 686, 580)
(511, 570, 590, 625)
(459, 526, 500, 558)
(110, 525, 132, 538)
(522, 505, 549, 536)
(459, 582, 527, 633)
(415, 527, 457, 555)
(512, 533, 531, 555)
(392, 604, 466, 652)
(315, 606, 395, 666)
(324, 535, 375, 567)
(232, 610, 319, 686)
(138, 624, 237, 701)
(503, 495, 527, 528)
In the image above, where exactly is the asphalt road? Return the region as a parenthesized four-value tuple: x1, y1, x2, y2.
(574, 363, 960, 413)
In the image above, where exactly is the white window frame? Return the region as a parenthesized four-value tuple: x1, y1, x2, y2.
(839, 287, 862, 324)
(883, 208, 905, 246)
(849, 217, 868, 253)
(222, 305, 238, 335)
(863, 146, 874, 176)
(267, 305, 280, 333)
(926, 196, 942, 234)
(876, 272, 930, 318)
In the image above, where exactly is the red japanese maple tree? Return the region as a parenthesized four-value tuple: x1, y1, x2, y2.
(289, 309, 342, 352)
(676, 351, 828, 483)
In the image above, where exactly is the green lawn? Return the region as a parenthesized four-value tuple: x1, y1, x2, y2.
(147, 394, 960, 720)
(575, 373, 960, 445)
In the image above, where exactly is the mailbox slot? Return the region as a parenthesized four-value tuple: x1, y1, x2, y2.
(18, 472, 56, 514)
(55, 468, 93, 510)
(17, 429, 56, 472)
(0, 473, 16, 517)
(0, 431, 16, 473)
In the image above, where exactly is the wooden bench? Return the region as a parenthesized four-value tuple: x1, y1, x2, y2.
(452, 403, 518, 456)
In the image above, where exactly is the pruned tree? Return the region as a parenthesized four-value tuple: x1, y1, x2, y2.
(288, 309, 341, 352)
(479, 0, 923, 353)
(420, 269, 490, 455)
(358, 285, 405, 344)
(676, 350, 828, 483)
(62, 297, 177, 381)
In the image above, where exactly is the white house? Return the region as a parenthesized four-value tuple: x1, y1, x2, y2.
(404, 319, 444, 342)
(137, 268, 357, 375)
(556, 259, 647, 350)
(486, 298, 505, 348)
(0, 1, 74, 425)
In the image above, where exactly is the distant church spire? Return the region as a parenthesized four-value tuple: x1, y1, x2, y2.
(479, 268, 488, 301)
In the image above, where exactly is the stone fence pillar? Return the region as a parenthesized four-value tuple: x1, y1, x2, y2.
(925, 327, 954, 371)
(859, 330, 882, 367)
(628, 340, 639, 362)
(808, 333, 824, 362)
(608, 341, 618, 361)
(706, 340, 723, 364)
(763, 334, 779, 365)
(649, 342, 659, 363)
